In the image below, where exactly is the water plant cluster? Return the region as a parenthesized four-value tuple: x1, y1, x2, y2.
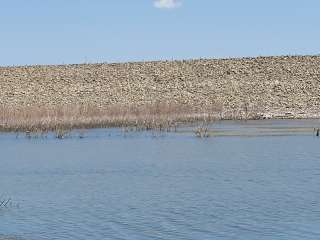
(194, 125, 210, 138)
(0, 197, 19, 209)
(0, 198, 11, 208)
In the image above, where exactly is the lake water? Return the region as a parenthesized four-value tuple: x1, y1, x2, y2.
(1, 120, 320, 240)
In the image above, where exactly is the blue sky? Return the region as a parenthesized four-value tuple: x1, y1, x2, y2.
(0, 0, 319, 66)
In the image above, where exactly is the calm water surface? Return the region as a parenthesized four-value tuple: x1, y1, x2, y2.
(1, 120, 320, 240)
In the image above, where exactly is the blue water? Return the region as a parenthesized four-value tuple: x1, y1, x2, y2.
(1, 122, 320, 240)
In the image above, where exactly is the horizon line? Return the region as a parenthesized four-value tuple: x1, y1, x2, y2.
(1, 54, 320, 68)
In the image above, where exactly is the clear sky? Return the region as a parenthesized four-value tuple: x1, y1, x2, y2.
(1, 0, 319, 66)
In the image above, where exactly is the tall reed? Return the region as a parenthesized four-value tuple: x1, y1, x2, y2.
(0, 102, 263, 133)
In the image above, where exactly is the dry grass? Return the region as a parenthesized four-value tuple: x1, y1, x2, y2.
(0, 103, 227, 133)
(0, 102, 265, 136)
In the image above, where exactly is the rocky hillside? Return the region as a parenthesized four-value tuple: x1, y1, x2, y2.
(1, 55, 320, 118)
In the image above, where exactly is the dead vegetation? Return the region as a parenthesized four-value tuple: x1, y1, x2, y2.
(194, 125, 210, 138)
(0, 103, 227, 134)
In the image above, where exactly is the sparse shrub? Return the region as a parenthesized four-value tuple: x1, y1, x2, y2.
(55, 128, 70, 139)
(194, 126, 210, 138)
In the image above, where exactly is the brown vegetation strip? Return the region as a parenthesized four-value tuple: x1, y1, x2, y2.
(0, 103, 263, 133)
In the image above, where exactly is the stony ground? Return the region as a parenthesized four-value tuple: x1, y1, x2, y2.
(1, 55, 320, 119)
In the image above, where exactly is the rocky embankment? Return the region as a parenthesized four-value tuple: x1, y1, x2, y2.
(1, 55, 320, 119)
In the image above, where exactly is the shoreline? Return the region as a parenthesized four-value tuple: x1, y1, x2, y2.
(1, 55, 320, 132)
(1, 118, 319, 139)
(0, 104, 319, 134)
